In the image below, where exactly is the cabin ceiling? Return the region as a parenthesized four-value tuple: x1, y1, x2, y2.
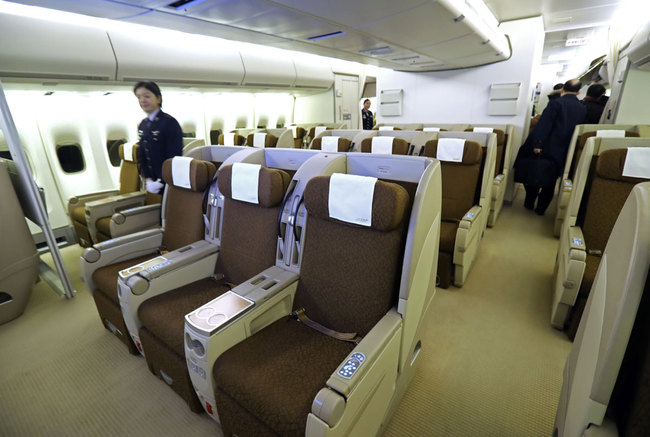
(6, 0, 625, 73)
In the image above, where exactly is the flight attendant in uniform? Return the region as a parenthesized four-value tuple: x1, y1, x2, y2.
(361, 99, 374, 130)
(133, 81, 183, 194)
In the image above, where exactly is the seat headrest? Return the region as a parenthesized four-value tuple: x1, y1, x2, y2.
(360, 137, 409, 155)
(303, 175, 409, 232)
(423, 139, 482, 164)
(313, 136, 351, 152)
(291, 126, 306, 138)
(219, 133, 245, 146)
(119, 142, 138, 162)
(217, 164, 290, 207)
(597, 148, 650, 182)
(578, 130, 640, 148)
(162, 158, 217, 192)
(246, 133, 278, 148)
(466, 127, 505, 145)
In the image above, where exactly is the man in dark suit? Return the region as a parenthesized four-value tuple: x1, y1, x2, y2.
(134, 81, 183, 194)
(514, 79, 587, 215)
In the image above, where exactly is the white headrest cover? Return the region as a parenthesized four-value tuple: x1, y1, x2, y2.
(596, 130, 625, 138)
(291, 126, 298, 138)
(231, 162, 261, 204)
(371, 136, 394, 154)
(423, 127, 441, 132)
(437, 138, 465, 162)
(223, 133, 236, 146)
(473, 127, 494, 133)
(314, 126, 327, 137)
(623, 148, 650, 178)
(171, 156, 193, 189)
(321, 136, 340, 152)
(253, 133, 267, 148)
(328, 173, 377, 227)
(379, 126, 395, 131)
(123, 142, 136, 162)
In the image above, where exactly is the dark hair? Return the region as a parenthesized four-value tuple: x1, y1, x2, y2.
(133, 81, 163, 107)
(563, 79, 582, 93)
(586, 83, 606, 98)
(553, 83, 564, 91)
(363, 99, 370, 104)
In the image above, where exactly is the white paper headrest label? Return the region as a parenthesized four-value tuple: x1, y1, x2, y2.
(171, 156, 193, 189)
(321, 136, 340, 152)
(328, 173, 377, 227)
(473, 127, 494, 133)
(223, 133, 236, 146)
(123, 142, 136, 162)
(437, 138, 465, 162)
(314, 126, 326, 137)
(379, 126, 395, 131)
(231, 163, 261, 204)
(596, 130, 625, 138)
(423, 127, 441, 132)
(623, 148, 650, 178)
(291, 126, 298, 137)
(371, 137, 394, 155)
(253, 133, 267, 148)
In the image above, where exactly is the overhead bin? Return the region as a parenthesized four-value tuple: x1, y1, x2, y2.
(0, 13, 116, 81)
(292, 58, 333, 89)
(624, 21, 650, 70)
(240, 51, 296, 87)
(110, 30, 245, 85)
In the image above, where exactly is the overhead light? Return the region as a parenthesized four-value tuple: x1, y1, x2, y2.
(359, 46, 393, 56)
(391, 55, 420, 61)
(166, 0, 207, 11)
(308, 31, 345, 41)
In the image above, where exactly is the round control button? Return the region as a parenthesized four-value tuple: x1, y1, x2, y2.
(207, 313, 227, 326)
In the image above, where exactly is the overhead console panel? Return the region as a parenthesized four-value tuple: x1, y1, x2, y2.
(0, 14, 116, 80)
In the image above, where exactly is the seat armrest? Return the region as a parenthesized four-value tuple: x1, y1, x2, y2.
(110, 204, 161, 237)
(459, 205, 481, 228)
(568, 226, 586, 253)
(86, 192, 147, 242)
(325, 309, 401, 397)
(80, 228, 163, 291)
(68, 189, 120, 207)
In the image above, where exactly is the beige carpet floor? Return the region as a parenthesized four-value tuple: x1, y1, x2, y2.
(0, 189, 571, 436)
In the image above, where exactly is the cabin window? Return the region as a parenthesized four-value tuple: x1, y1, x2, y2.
(56, 144, 85, 173)
(210, 129, 221, 144)
(106, 139, 126, 167)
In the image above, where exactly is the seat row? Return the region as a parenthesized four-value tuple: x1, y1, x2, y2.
(551, 135, 650, 339)
(80, 147, 442, 435)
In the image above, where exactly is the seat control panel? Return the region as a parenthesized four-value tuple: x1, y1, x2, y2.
(337, 352, 365, 379)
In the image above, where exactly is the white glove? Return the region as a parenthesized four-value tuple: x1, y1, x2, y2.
(145, 179, 164, 194)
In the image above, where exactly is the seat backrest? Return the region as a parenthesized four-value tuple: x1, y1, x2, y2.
(310, 136, 352, 152)
(360, 137, 409, 155)
(215, 164, 291, 284)
(570, 130, 639, 179)
(218, 133, 246, 146)
(580, 148, 650, 252)
(422, 139, 483, 222)
(466, 128, 505, 176)
(555, 182, 650, 437)
(118, 142, 140, 195)
(246, 133, 278, 148)
(161, 157, 217, 251)
(292, 174, 409, 337)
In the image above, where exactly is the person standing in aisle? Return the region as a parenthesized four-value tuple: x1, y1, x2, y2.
(361, 99, 374, 130)
(133, 81, 183, 195)
(514, 79, 587, 215)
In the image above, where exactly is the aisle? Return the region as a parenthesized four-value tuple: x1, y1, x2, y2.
(384, 191, 572, 436)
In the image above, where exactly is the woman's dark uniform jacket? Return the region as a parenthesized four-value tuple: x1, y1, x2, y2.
(514, 94, 587, 179)
(137, 110, 183, 182)
(362, 108, 373, 130)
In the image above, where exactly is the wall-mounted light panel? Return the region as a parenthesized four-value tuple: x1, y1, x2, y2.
(380, 89, 403, 116)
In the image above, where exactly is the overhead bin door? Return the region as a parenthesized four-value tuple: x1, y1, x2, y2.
(110, 30, 245, 85)
(293, 58, 333, 89)
(240, 51, 296, 87)
(0, 13, 116, 80)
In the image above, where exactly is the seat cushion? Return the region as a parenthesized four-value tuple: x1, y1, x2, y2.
(214, 317, 355, 436)
(92, 254, 155, 303)
(440, 220, 459, 254)
(95, 216, 112, 237)
(138, 277, 230, 356)
(71, 204, 86, 224)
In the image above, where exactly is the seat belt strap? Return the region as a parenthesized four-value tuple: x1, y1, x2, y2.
(291, 308, 362, 345)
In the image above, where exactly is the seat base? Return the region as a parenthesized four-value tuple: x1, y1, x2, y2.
(92, 290, 139, 355)
(437, 252, 453, 289)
